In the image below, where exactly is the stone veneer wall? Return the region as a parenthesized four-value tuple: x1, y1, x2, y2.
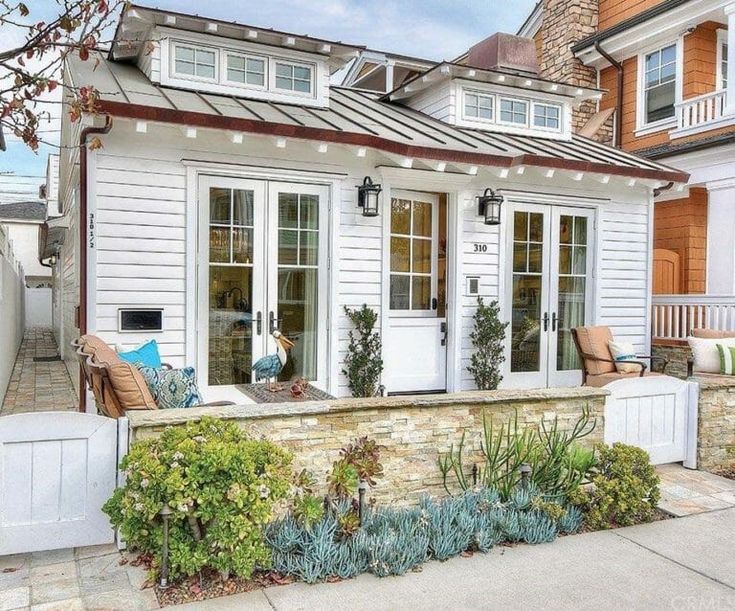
(538, 0, 599, 132)
(127, 388, 608, 505)
(652, 342, 690, 379)
(696, 377, 735, 472)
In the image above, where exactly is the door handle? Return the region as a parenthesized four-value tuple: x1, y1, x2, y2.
(432, 297, 438, 310)
(542, 312, 549, 332)
(255, 311, 262, 335)
(552, 312, 558, 333)
(440, 321, 448, 346)
(269, 311, 283, 334)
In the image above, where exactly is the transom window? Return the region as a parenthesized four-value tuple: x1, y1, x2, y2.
(226, 54, 266, 87)
(275, 62, 312, 93)
(174, 44, 216, 79)
(464, 92, 494, 120)
(533, 103, 560, 129)
(643, 44, 677, 124)
(500, 98, 529, 125)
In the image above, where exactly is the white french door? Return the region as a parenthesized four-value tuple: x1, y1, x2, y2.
(197, 176, 329, 395)
(383, 190, 448, 393)
(505, 203, 595, 389)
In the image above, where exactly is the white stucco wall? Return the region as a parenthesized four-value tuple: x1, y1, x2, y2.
(4, 223, 48, 279)
(0, 231, 25, 403)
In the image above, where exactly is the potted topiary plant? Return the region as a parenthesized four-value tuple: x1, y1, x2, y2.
(467, 297, 508, 390)
(342, 304, 383, 397)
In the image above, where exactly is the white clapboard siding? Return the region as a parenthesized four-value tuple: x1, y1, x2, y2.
(407, 81, 454, 123)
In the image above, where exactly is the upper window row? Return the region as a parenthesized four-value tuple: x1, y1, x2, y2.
(463, 90, 562, 131)
(171, 42, 314, 95)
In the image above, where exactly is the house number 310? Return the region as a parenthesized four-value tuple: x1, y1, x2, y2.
(473, 243, 488, 253)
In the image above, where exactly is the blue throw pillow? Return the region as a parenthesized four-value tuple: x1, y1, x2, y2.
(118, 340, 162, 368)
(135, 364, 202, 409)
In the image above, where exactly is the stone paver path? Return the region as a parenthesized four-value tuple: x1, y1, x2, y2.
(1, 328, 77, 415)
(657, 463, 735, 516)
(0, 544, 159, 611)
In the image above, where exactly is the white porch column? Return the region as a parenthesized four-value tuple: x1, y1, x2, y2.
(706, 182, 735, 293)
(725, 3, 735, 113)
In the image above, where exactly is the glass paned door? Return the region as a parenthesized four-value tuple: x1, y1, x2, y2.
(199, 177, 266, 388)
(506, 204, 594, 388)
(509, 207, 550, 388)
(268, 182, 328, 385)
(548, 209, 594, 387)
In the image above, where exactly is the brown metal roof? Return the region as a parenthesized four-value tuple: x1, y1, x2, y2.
(71, 53, 689, 184)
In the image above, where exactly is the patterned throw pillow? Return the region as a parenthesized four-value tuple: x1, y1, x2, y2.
(135, 364, 203, 409)
(608, 340, 641, 374)
(716, 344, 735, 375)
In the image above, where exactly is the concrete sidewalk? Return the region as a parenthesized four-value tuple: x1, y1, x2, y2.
(174, 507, 735, 611)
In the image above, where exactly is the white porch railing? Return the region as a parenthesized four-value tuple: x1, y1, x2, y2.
(676, 89, 727, 131)
(652, 295, 735, 341)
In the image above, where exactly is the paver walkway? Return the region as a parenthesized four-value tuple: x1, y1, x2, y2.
(0, 328, 77, 415)
(657, 463, 735, 516)
(0, 544, 158, 610)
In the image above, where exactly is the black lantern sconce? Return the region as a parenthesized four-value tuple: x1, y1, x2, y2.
(357, 176, 382, 217)
(477, 188, 504, 226)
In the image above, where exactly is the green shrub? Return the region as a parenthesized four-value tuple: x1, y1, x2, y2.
(573, 443, 660, 530)
(342, 305, 383, 397)
(467, 297, 508, 390)
(103, 417, 294, 580)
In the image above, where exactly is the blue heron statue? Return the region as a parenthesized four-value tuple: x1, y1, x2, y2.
(252, 329, 295, 391)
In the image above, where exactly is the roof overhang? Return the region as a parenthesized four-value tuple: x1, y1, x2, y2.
(572, 0, 724, 68)
(92, 99, 689, 184)
(382, 62, 604, 104)
(517, 2, 542, 38)
(111, 4, 364, 72)
(342, 50, 435, 88)
(38, 222, 65, 263)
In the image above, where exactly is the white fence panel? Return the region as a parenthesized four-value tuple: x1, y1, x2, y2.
(0, 412, 117, 555)
(604, 375, 698, 467)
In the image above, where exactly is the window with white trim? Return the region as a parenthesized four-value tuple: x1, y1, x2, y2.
(643, 43, 677, 124)
(464, 91, 494, 120)
(226, 54, 266, 87)
(275, 62, 312, 93)
(533, 102, 561, 129)
(173, 44, 216, 79)
(499, 98, 529, 125)
(723, 43, 728, 90)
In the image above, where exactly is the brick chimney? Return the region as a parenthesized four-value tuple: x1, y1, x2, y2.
(538, 0, 601, 134)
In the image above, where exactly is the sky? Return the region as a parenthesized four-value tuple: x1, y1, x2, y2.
(0, 0, 536, 200)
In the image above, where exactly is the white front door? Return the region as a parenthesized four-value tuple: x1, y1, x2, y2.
(384, 191, 447, 393)
(505, 203, 595, 388)
(198, 177, 329, 393)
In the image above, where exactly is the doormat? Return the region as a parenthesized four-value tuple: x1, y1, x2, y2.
(236, 382, 334, 404)
(33, 355, 61, 362)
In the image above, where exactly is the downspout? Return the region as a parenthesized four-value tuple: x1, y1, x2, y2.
(594, 41, 623, 147)
(78, 116, 112, 412)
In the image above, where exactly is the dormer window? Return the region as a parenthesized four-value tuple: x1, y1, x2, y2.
(226, 53, 266, 87)
(173, 43, 216, 80)
(274, 62, 313, 93)
(499, 98, 529, 126)
(533, 103, 560, 130)
(464, 92, 494, 120)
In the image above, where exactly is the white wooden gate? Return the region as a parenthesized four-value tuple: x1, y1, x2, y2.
(0, 412, 119, 555)
(604, 375, 698, 467)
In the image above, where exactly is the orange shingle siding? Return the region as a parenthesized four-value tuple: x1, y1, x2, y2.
(599, 0, 666, 30)
(598, 22, 733, 153)
(653, 187, 708, 294)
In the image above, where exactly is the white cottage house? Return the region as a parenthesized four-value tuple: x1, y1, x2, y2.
(50, 5, 688, 406)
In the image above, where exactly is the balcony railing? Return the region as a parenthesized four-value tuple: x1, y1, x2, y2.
(675, 89, 727, 131)
(652, 295, 735, 341)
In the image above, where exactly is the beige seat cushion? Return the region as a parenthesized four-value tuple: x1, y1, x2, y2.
(80, 335, 121, 366)
(106, 361, 158, 410)
(586, 371, 662, 388)
(691, 329, 735, 339)
(574, 326, 616, 375)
